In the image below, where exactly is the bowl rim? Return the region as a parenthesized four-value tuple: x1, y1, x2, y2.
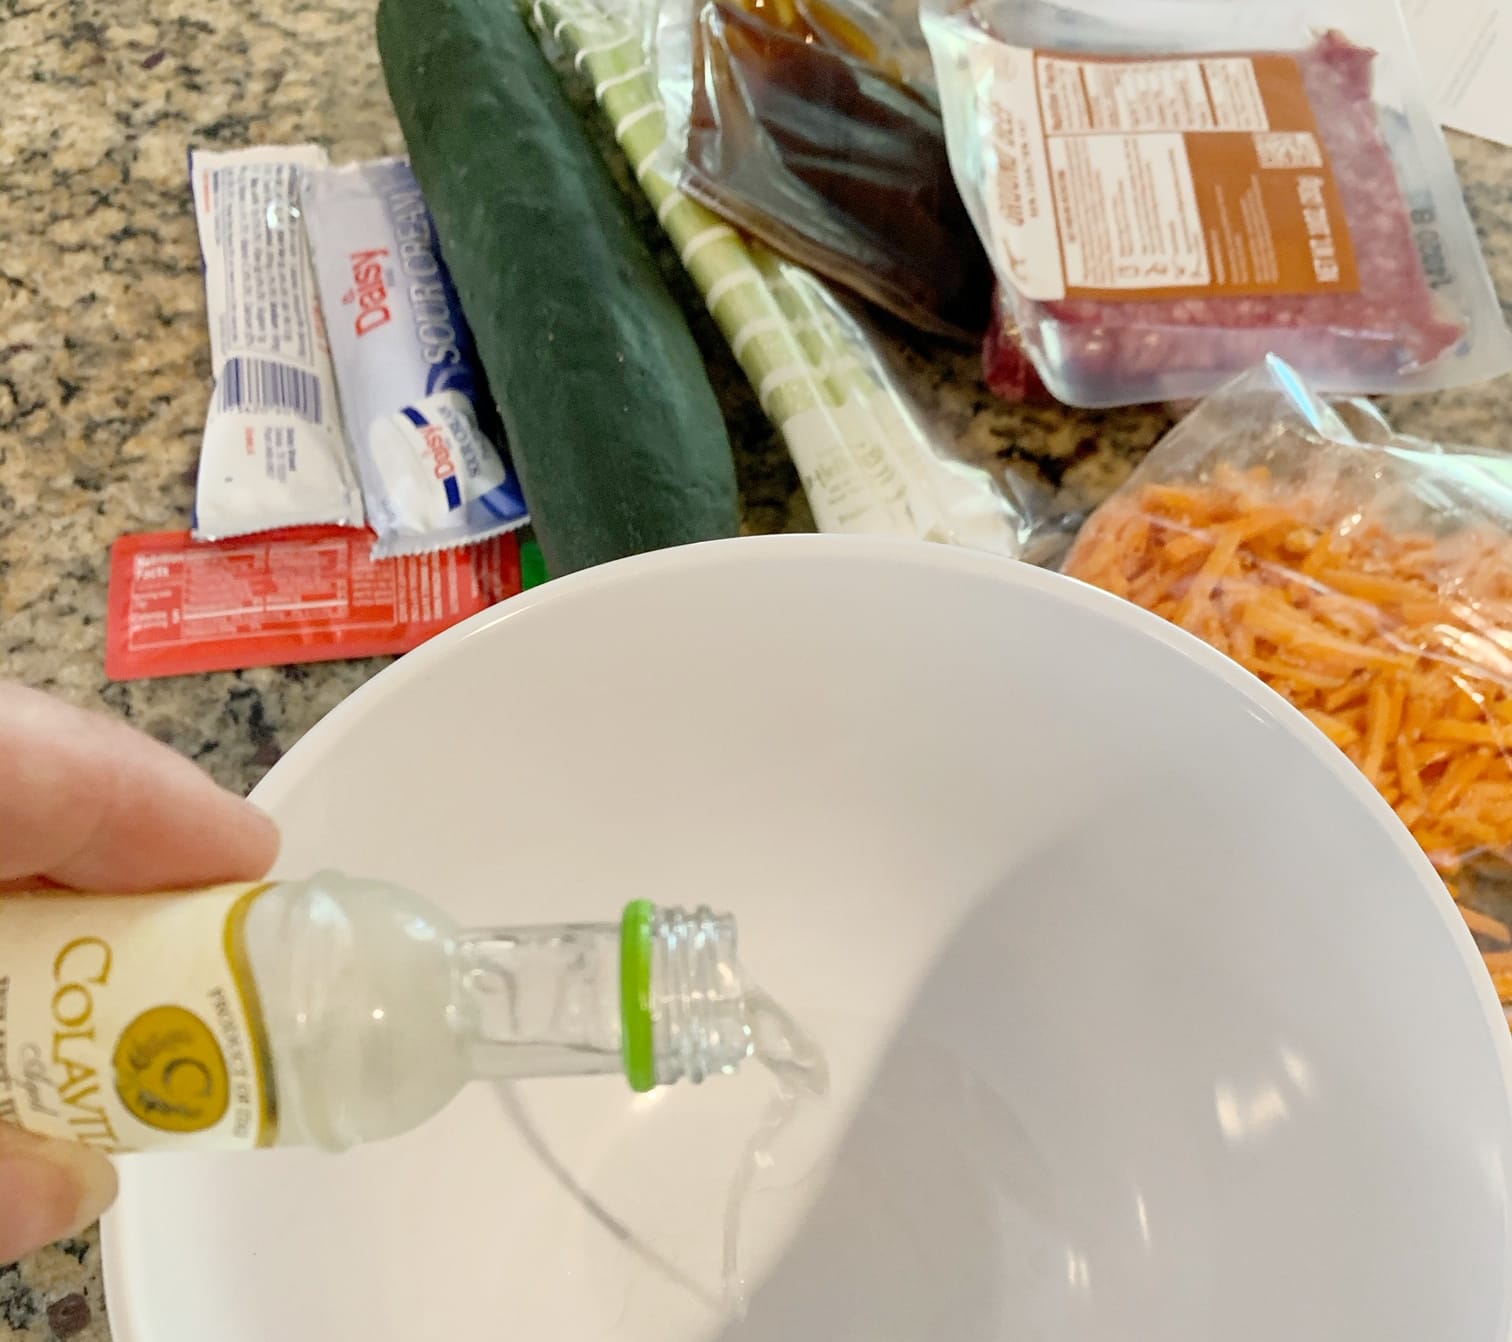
(102, 532, 1512, 1339)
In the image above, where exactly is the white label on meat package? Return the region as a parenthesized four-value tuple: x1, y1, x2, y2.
(191, 145, 364, 539)
(1045, 133, 1211, 291)
(970, 44, 1063, 301)
(971, 45, 1279, 300)
(0, 885, 276, 1153)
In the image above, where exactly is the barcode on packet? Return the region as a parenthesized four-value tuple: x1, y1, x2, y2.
(215, 356, 325, 423)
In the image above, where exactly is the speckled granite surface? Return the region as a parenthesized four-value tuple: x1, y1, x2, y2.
(2, 0, 1512, 1336)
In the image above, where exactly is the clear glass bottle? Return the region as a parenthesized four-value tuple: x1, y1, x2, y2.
(0, 872, 755, 1154)
(245, 874, 755, 1150)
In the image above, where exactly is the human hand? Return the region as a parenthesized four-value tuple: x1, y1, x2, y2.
(0, 684, 279, 1263)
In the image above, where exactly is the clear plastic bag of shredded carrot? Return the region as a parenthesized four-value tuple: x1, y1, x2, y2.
(1063, 355, 1512, 1021)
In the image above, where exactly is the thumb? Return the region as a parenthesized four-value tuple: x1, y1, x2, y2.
(0, 1124, 118, 1263)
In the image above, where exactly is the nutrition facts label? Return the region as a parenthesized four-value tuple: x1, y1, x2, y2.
(199, 157, 322, 370)
(1036, 55, 1272, 133)
(973, 44, 1359, 302)
(106, 527, 522, 679)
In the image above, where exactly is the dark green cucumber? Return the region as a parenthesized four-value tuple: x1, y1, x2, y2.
(377, 0, 739, 576)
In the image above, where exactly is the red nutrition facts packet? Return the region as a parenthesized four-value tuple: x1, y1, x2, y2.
(107, 527, 524, 681)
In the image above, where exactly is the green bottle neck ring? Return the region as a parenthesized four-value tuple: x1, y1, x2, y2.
(620, 899, 658, 1093)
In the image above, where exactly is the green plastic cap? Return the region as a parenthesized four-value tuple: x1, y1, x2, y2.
(620, 900, 657, 1092)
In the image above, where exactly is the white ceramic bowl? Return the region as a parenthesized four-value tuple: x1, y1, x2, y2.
(104, 535, 1512, 1342)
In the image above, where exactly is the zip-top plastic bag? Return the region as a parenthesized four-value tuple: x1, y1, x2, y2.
(1063, 356, 1512, 1019)
(921, 0, 1512, 408)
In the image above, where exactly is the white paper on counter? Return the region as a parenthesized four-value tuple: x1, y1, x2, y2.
(1403, 0, 1512, 147)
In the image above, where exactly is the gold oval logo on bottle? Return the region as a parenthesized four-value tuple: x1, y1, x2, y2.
(113, 1006, 230, 1133)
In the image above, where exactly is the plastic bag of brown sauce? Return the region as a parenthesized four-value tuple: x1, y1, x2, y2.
(680, 0, 994, 341)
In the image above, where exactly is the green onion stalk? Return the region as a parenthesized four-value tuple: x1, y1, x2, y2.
(527, 0, 1022, 554)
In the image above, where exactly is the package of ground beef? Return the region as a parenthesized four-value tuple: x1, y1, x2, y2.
(922, 0, 1512, 408)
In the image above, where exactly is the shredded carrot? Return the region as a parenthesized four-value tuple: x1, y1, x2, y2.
(1317, 569, 1437, 607)
(1430, 751, 1490, 813)
(1424, 720, 1506, 746)
(1063, 466, 1512, 884)
(1461, 905, 1512, 943)
(1395, 737, 1428, 811)
(1163, 534, 1208, 565)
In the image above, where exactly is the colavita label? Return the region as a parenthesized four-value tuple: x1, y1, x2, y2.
(0, 885, 277, 1152)
(973, 44, 1360, 302)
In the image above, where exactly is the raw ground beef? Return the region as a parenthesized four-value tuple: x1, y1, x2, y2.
(984, 30, 1465, 406)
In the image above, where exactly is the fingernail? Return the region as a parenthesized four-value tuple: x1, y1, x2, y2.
(0, 1147, 117, 1263)
(243, 801, 282, 864)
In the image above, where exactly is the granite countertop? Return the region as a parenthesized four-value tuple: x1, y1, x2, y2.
(3, 0, 1512, 1337)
